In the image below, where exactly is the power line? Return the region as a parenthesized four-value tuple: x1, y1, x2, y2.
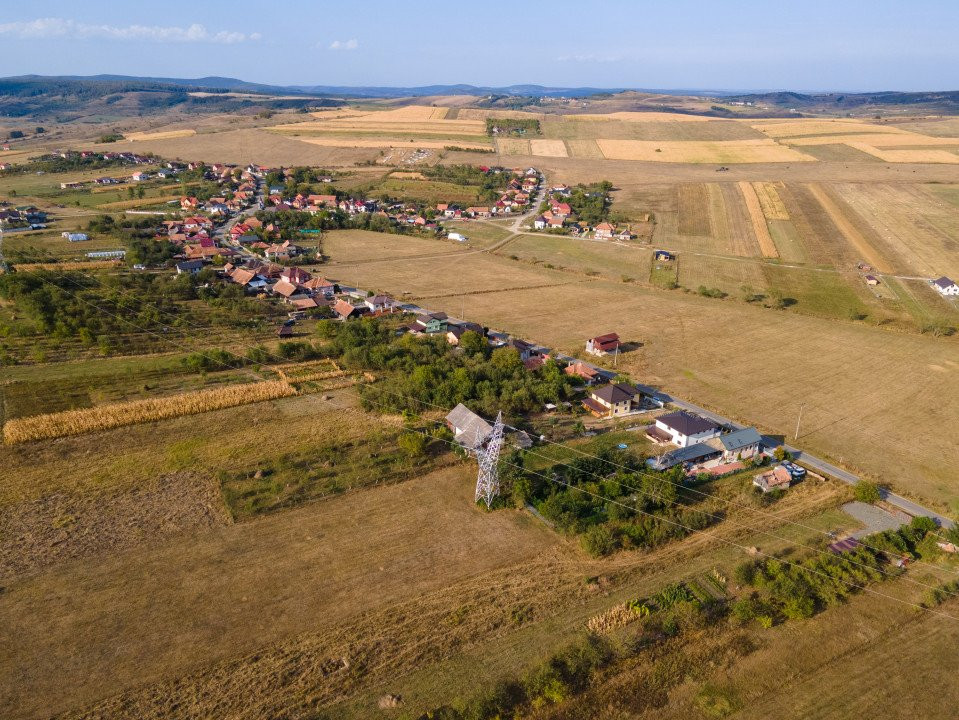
(8, 262, 959, 590)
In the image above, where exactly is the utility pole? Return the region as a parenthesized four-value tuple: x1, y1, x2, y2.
(794, 403, 805, 441)
(613, 343, 618, 368)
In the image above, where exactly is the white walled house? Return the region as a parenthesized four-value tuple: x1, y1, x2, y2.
(932, 276, 959, 296)
(651, 411, 721, 448)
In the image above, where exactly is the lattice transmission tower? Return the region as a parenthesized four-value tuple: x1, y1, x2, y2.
(474, 411, 505, 508)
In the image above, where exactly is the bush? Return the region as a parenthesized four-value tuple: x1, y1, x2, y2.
(581, 524, 616, 557)
(398, 431, 428, 458)
(854, 480, 881, 504)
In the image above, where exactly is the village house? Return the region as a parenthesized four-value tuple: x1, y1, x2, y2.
(175, 259, 205, 275)
(703, 426, 763, 463)
(333, 299, 364, 321)
(445, 403, 492, 448)
(564, 361, 602, 385)
(753, 466, 793, 493)
(302, 277, 336, 298)
(365, 294, 395, 313)
(582, 382, 639, 418)
(131, 171, 150, 181)
(593, 222, 616, 239)
(647, 411, 721, 448)
(280, 266, 311, 285)
(446, 322, 485, 345)
(932, 276, 959, 296)
(411, 312, 449, 334)
(585, 332, 620, 356)
(865, 275, 880, 286)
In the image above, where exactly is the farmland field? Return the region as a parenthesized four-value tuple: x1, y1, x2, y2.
(595, 138, 816, 163)
(6, 97, 959, 720)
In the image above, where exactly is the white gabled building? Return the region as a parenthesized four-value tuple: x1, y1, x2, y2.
(932, 276, 959, 296)
(649, 410, 721, 448)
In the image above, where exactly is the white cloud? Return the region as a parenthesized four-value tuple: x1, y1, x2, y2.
(329, 38, 359, 51)
(0, 18, 261, 44)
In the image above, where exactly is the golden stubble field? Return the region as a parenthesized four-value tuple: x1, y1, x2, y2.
(316, 231, 959, 510)
(0, 464, 562, 719)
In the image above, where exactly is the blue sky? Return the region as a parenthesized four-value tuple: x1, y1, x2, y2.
(0, 1, 957, 91)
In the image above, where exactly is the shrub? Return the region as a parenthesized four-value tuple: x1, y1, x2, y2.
(854, 480, 881, 504)
(398, 431, 428, 458)
(581, 524, 617, 557)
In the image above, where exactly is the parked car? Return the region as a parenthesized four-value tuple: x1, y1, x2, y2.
(781, 461, 806, 479)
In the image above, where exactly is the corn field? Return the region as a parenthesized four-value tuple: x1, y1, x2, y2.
(3, 380, 298, 444)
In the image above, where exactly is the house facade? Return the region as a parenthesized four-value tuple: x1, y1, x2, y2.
(932, 276, 959, 296)
(586, 332, 620, 356)
(649, 410, 721, 448)
(582, 383, 638, 418)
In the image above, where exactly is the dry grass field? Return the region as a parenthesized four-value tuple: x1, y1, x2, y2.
(595, 139, 816, 163)
(124, 128, 196, 141)
(0, 466, 561, 719)
(319, 235, 959, 509)
(529, 138, 569, 157)
(737, 181, 780, 257)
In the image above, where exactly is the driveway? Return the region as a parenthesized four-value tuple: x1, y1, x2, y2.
(842, 501, 911, 539)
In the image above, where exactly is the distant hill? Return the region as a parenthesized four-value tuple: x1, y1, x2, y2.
(2, 75, 959, 119)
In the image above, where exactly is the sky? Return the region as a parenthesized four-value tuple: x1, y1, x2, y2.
(0, 1, 957, 92)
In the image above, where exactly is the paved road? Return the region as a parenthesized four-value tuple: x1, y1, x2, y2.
(663, 394, 955, 529)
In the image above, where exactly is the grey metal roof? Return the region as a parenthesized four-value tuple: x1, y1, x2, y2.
(719, 427, 763, 452)
(446, 403, 492, 446)
(647, 442, 719, 470)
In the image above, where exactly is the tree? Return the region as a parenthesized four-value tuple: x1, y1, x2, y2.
(398, 431, 428, 458)
(459, 330, 488, 357)
(854, 480, 881, 504)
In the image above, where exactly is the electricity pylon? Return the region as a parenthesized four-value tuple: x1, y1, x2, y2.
(474, 412, 504, 508)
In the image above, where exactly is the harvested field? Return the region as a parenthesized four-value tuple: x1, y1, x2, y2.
(542, 118, 767, 142)
(752, 181, 789, 220)
(595, 139, 815, 163)
(496, 137, 530, 155)
(676, 184, 711, 236)
(846, 144, 959, 164)
(529, 138, 568, 157)
(565, 138, 604, 158)
(787, 133, 959, 147)
(838, 183, 959, 278)
(389, 171, 427, 179)
(715, 183, 763, 257)
(0, 471, 229, 581)
(574, 111, 715, 122)
(805, 183, 894, 272)
(294, 136, 491, 150)
(84, 128, 381, 167)
(124, 129, 196, 141)
(322, 229, 466, 265)
(737, 181, 779, 258)
(3, 380, 297, 444)
(0, 467, 560, 719)
(752, 119, 906, 138)
(326, 250, 959, 507)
